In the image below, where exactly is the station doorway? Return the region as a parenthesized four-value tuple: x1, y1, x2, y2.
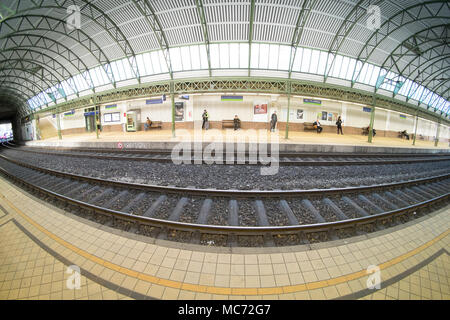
(84, 106, 100, 132)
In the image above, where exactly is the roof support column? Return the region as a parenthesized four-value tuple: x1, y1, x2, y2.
(56, 107, 62, 140)
(412, 111, 419, 146)
(434, 120, 441, 147)
(285, 81, 291, 140)
(171, 81, 175, 138)
(368, 96, 376, 143)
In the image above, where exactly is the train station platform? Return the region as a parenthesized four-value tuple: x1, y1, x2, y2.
(0, 175, 448, 300)
(25, 130, 450, 154)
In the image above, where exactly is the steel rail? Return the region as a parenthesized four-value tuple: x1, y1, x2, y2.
(6, 143, 450, 158)
(0, 160, 447, 237)
(0, 153, 448, 198)
(4, 145, 450, 167)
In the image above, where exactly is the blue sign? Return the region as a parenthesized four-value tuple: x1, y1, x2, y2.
(363, 107, 372, 112)
(304, 99, 321, 105)
(146, 98, 163, 104)
(179, 95, 190, 100)
(84, 111, 99, 116)
(221, 95, 243, 101)
(105, 104, 117, 109)
(146, 95, 166, 104)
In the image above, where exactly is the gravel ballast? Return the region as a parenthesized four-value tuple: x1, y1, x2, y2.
(3, 149, 449, 191)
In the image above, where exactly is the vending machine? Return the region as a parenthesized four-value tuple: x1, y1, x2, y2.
(126, 112, 137, 132)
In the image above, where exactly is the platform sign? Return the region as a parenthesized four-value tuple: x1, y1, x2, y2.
(304, 98, 321, 105)
(399, 114, 407, 119)
(146, 98, 163, 104)
(222, 95, 243, 101)
(83, 111, 98, 116)
(105, 104, 117, 109)
(146, 95, 166, 104)
(363, 107, 372, 113)
(64, 110, 75, 117)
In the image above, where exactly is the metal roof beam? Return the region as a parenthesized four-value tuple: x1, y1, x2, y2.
(0, 33, 95, 91)
(324, 0, 383, 82)
(0, 51, 78, 99)
(195, 0, 211, 77)
(288, 0, 316, 79)
(353, 1, 450, 85)
(0, 14, 116, 87)
(2, 1, 140, 83)
(248, 0, 255, 77)
(132, 0, 173, 79)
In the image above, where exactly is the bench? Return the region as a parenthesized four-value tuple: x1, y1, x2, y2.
(303, 122, 317, 131)
(144, 121, 162, 130)
(222, 120, 239, 129)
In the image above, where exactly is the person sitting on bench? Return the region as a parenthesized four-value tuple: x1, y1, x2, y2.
(144, 117, 152, 131)
(233, 115, 241, 131)
(366, 126, 376, 137)
(401, 130, 410, 140)
(313, 120, 323, 133)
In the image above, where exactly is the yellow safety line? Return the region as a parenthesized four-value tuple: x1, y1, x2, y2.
(1, 191, 448, 296)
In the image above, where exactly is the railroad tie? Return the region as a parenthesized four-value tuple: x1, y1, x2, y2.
(120, 192, 146, 213)
(411, 186, 438, 198)
(402, 187, 427, 201)
(384, 191, 409, 208)
(196, 199, 213, 224)
(371, 193, 398, 210)
(31, 174, 50, 185)
(142, 195, 167, 218)
(89, 188, 114, 203)
(323, 198, 349, 220)
(425, 183, 445, 194)
(393, 189, 417, 203)
(279, 200, 299, 225)
(341, 196, 369, 217)
(58, 181, 83, 195)
(357, 195, 383, 214)
(254, 200, 270, 226)
(28, 172, 46, 183)
(168, 197, 189, 221)
(49, 179, 70, 191)
(410, 186, 435, 199)
(228, 200, 239, 226)
(76, 185, 99, 200)
(301, 199, 326, 223)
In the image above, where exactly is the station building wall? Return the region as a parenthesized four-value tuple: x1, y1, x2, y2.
(37, 93, 449, 143)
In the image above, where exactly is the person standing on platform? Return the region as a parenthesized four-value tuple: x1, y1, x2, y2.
(202, 109, 209, 130)
(233, 115, 241, 131)
(96, 117, 102, 132)
(336, 116, 343, 135)
(270, 111, 277, 132)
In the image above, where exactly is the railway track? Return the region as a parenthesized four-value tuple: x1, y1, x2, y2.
(5, 143, 450, 166)
(0, 152, 448, 247)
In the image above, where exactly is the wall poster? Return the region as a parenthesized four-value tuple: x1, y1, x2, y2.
(175, 102, 185, 121)
(321, 111, 328, 121)
(254, 103, 268, 114)
(296, 109, 304, 120)
(253, 101, 269, 122)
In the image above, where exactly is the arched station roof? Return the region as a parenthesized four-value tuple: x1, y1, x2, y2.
(0, 0, 448, 119)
